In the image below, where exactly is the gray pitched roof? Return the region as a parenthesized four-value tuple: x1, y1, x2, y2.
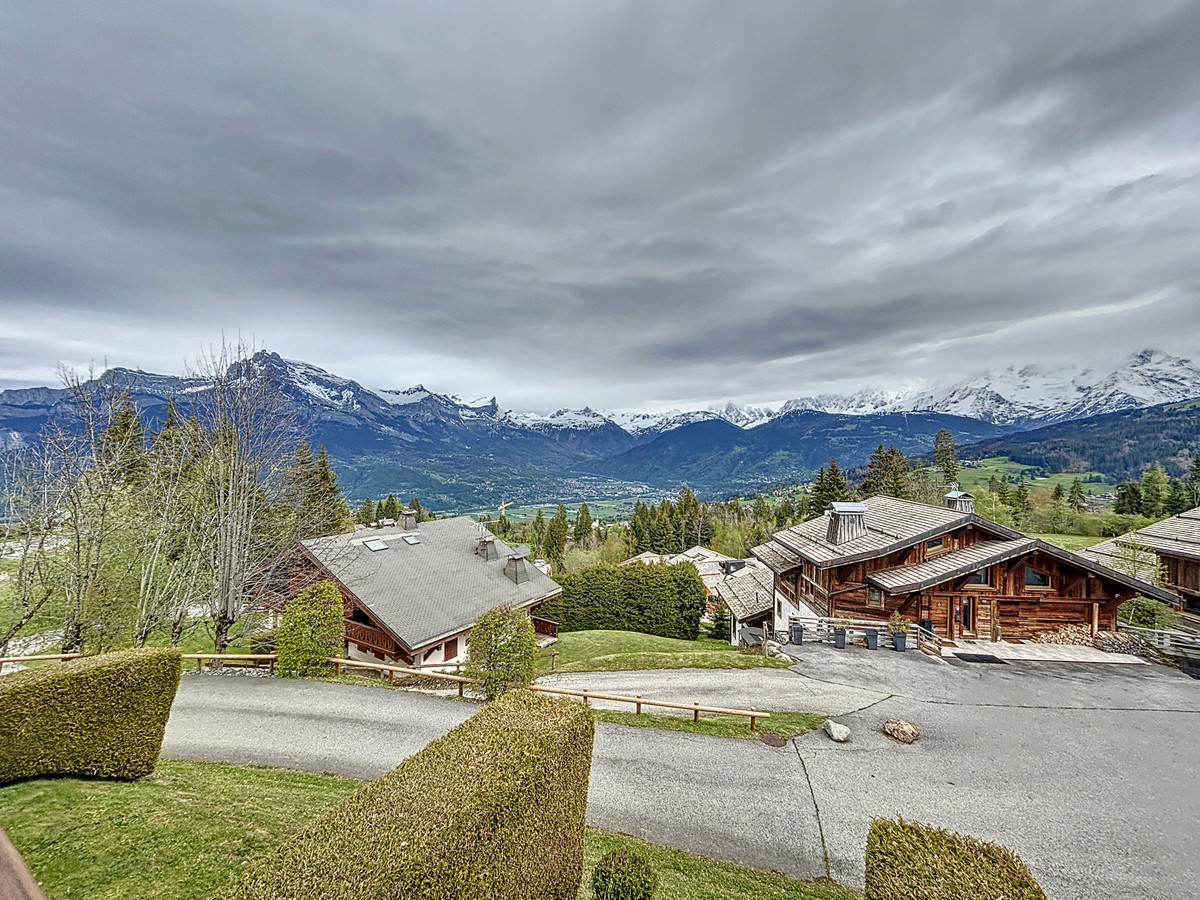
(867, 539, 1035, 593)
(753, 495, 1020, 571)
(300, 517, 561, 651)
(714, 566, 775, 621)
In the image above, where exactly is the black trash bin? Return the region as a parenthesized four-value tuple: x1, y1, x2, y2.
(921, 618, 933, 635)
(790, 623, 803, 645)
(865, 627, 878, 650)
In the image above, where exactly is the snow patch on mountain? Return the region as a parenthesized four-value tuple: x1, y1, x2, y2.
(376, 385, 433, 406)
(608, 409, 721, 436)
(705, 401, 776, 428)
(509, 407, 617, 430)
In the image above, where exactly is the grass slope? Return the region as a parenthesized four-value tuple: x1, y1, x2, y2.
(0, 760, 856, 900)
(543, 630, 792, 674)
(591, 708, 825, 741)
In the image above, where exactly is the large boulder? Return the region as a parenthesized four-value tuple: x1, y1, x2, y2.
(883, 719, 920, 744)
(823, 720, 851, 743)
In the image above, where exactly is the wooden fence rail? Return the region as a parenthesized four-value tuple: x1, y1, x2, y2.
(328, 657, 475, 696)
(528, 685, 769, 730)
(182, 653, 278, 674)
(1117, 623, 1200, 654)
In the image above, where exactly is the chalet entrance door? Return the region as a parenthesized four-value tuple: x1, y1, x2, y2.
(961, 596, 976, 637)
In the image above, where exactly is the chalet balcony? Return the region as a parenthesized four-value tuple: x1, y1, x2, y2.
(344, 619, 394, 655)
(532, 615, 559, 648)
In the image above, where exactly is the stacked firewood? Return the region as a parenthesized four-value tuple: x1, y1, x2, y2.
(1031, 624, 1158, 660)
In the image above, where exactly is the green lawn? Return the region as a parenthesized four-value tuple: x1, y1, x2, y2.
(1027, 533, 1108, 552)
(542, 630, 793, 674)
(957, 456, 1112, 495)
(0, 760, 857, 900)
(591, 708, 825, 741)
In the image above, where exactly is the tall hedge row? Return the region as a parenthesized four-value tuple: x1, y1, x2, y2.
(864, 817, 1046, 900)
(0, 647, 182, 785)
(541, 562, 707, 640)
(214, 690, 595, 900)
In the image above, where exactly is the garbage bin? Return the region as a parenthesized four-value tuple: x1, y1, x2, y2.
(920, 618, 933, 635)
(790, 623, 803, 645)
(865, 627, 878, 650)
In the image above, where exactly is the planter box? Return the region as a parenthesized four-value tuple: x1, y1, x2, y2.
(865, 628, 878, 650)
(834, 628, 846, 649)
(892, 632, 907, 652)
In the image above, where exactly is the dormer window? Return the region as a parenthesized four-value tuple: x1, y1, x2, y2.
(926, 537, 945, 551)
(1025, 566, 1050, 588)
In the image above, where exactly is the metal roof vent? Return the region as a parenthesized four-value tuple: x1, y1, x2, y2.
(719, 559, 746, 576)
(826, 502, 868, 545)
(476, 535, 500, 561)
(944, 490, 974, 514)
(400, 509, 418, 530)
(505, 551, 530, 584)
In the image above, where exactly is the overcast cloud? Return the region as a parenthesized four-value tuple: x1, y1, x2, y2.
(2, 1, 1199, 411)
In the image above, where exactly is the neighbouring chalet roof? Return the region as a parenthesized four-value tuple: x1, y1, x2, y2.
(300, 517, 561, 652)
(752, 496, 1021, 571)
(714, 566, 775, 622)
(1077, 535, 1162, 584)
(868, 536, 1178, 605)
(867, 539, 1036, 593)
(619, 546, 734, 593)
(1118, 507, 1200, 562)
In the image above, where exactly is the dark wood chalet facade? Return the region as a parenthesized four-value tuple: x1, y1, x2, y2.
(283, 516, 561, 668)
(753, 494, 1178, 642)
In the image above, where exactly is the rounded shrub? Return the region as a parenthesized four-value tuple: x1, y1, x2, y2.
(464, 603, 537, 700)
(592, 848, 657, 900)
(276, 580, 344, 677)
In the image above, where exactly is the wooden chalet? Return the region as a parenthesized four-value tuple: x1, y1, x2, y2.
(1081, 507, 1200, 614)
(752, 493, 1178, 642)
(289, 516, 561, 668)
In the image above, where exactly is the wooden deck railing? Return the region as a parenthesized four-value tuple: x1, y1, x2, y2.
(1117, 623, 1200, 655)
(531, 616, 559, 638)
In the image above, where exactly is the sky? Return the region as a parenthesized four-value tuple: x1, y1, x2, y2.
(2, 1, 1200, 413)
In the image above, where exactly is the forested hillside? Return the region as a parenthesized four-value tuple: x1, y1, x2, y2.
(960, 399, 1200, 480)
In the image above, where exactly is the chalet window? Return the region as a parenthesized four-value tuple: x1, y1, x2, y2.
(926, 537, 944, 550)
(444, 637, 458, 661)
(868, 588, 883, 608)
(966, 568, 990, 586)
(1025, 566, 1051, 588)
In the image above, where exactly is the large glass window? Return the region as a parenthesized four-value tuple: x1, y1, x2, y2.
(966, 568, 990, 586)
(1025, 566, 1050, 588)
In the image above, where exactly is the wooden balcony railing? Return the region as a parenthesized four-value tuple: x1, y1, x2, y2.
(344, 620, 394, 653)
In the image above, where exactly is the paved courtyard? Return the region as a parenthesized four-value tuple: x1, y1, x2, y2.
(163, 647, 1200, 900)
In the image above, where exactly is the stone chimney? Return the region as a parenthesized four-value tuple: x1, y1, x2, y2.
(400, 509, 418, 530)
(826, 502, 868, 545)
(944, 491, 974, 514)
(475, 535, 499, 561)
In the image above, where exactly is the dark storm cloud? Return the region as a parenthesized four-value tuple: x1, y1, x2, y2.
(1, 0, 1199, 410)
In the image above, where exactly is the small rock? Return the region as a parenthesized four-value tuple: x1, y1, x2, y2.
(883, 719, 919, 744)
(824, 720, 851, 742)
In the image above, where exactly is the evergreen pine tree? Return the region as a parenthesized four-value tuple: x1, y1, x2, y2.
(573, 502, 594, 546)
(1068, 478, 1087, 513)
(356, 497, 375, 525)
(933, 429, 959, 485)
(543, 504, 569, 566)
(1188, 455, 1200, 508)
(531, 508, 547, 554)
(1140, 463, 1168, 518)
(1166, 478, 1191, 515)
(1114, 482, 1143, 515)
(809, 458, 851, 512)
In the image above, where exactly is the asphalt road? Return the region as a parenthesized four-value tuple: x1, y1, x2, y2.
(162, 653, 1200, 900)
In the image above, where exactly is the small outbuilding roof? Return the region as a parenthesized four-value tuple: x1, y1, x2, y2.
(714, 566, 775, 622)
(300, 517, 561, 651)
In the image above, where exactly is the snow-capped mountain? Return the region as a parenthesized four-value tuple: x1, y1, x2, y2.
(507, 407, 618, 431)
(901, 349, 1200, 426)
(705, 401, 776, 429)
(777, 387, 914, 418)
(607, 408, 721, 437)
